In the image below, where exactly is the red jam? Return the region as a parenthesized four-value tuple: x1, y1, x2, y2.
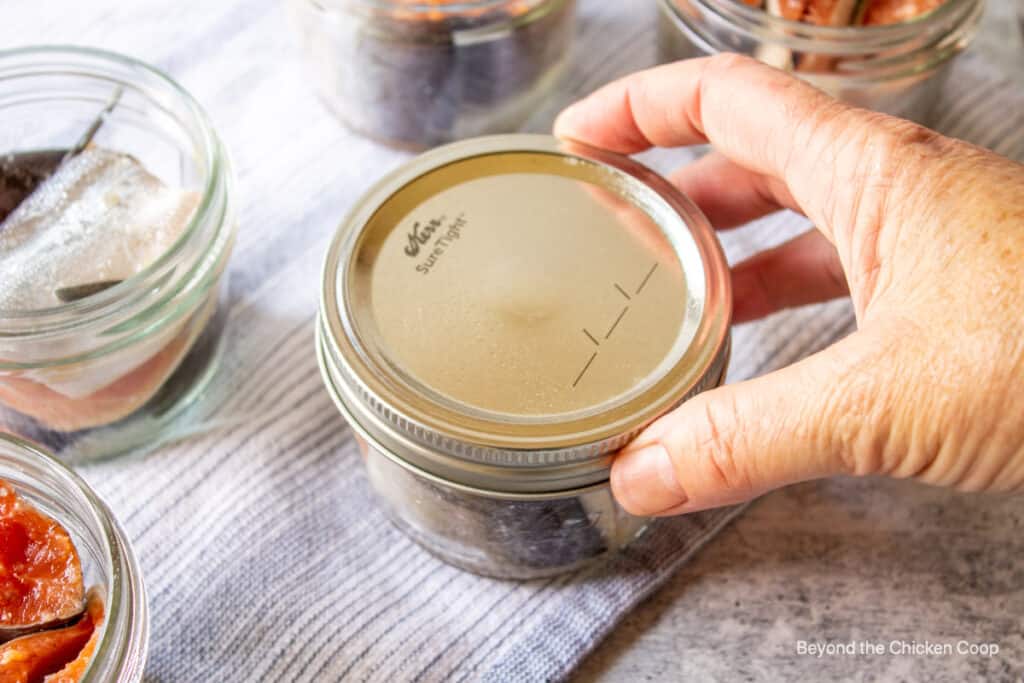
(738, 0, 946, 24)
(0, 592, 104, 683)
(0, 481, 102, 683)
(0, 601, 95, 683)
(0, 484, 83, 628)
(862, 0, 944, 24)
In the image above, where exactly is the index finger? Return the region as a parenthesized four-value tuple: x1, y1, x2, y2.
(553, 54, 932, 246)
(554, 54, 831, 182)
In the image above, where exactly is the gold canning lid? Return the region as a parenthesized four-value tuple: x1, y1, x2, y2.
(318, 135, 731, 492)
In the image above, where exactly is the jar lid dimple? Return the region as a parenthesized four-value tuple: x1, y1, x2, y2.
(319, 135, 731, 489)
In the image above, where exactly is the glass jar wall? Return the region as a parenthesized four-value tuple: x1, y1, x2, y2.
(657, 0, 983, 123)
(286, 0, 576, 149)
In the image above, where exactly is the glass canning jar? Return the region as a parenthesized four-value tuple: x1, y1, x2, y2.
(0, 46, 237, 463)
(285, 0, 576, 149)
(0, 432, 149, 681)
(657, 0, 984, 124)
(318, 135, 732, 579)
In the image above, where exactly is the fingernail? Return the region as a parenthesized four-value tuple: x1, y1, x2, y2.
(553, 103, 580, 137)
(611, 443, 688, 516)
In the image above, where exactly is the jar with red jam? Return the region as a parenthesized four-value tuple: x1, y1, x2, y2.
(657, 0, 983, 123)
(0, 46, 237, 462)
(0, 433, 148, 681)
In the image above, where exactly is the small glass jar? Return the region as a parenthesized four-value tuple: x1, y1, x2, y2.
(0, 433, 149, 681)
(657, 0, 983, 123)
(286, 0, 576, 149)
(317, 135, 731, 578)
(0, 46, 237, 463)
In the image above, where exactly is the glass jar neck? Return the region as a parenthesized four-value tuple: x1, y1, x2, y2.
(85, 512, 149, 683)
(339, 0, 541, 11)
(309, 0, 561, 33)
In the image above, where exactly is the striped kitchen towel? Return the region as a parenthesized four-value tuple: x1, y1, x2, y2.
(2, 0, 1021, 680)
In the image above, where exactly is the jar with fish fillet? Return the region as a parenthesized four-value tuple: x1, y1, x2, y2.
(0, 46, 237, 462)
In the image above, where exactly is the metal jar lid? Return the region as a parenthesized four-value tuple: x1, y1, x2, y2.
(318, 134, 731, 493)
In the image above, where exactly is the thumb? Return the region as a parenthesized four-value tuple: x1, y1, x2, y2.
(611, 332, 883, 516)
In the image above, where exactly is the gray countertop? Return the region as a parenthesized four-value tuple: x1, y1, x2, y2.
(578, 477, 1023, 680)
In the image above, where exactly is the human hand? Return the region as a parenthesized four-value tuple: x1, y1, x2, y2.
(554, 54, 1024, 516)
